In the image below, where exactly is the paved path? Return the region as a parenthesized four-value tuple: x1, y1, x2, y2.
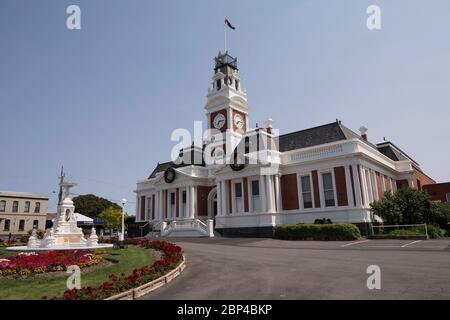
(141, 238, 450, 300)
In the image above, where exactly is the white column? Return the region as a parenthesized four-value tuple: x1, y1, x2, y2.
(217, 183, 222, 216)
(274, 174, 281, 212)
(221, 181, 227, 215)
(352, 165, 363, 207)
(266, 175, 274, 212)
(186, 187, 191, 219)
(189, 186, 195, 218)
(259, 175, 267, 212)
(359, 166, 370, 207)
(345, 165, 354, 207)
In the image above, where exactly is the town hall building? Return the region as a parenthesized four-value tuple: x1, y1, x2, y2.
(135, 52, 435, 237)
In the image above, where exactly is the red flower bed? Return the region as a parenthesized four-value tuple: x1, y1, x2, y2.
(0, 250, 102, 277)
(46, 239, 183, 300)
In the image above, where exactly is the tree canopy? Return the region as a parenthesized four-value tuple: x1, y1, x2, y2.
(73, 194, 121, 218)
(371, 187, 450, 229)
(98, 207, 125, 232)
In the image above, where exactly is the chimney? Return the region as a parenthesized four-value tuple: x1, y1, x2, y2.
(359, 126, 368, 141)
(265, 118, 273, 134)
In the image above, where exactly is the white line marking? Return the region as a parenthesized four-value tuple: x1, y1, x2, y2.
(341, 240, 369, 247)
(401, 240, 422, 248)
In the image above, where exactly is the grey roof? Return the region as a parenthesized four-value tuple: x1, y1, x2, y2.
(147, 121, 415, 180)
(278, 121, 378, 152)
(148, 162, 187, 179)
(376, 141, 418, 165)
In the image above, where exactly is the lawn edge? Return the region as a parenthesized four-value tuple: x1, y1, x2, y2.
(104, 254, 186, 300)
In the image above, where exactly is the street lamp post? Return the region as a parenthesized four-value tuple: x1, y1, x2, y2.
(119, 198, 127, 246)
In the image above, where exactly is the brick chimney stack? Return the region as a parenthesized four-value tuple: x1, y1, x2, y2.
(359, 126, 368, 141)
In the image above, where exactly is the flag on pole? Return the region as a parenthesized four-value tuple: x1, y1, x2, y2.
(225, 18, 235, 30)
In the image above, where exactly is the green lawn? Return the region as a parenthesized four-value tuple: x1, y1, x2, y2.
(0, 245, 155, 300)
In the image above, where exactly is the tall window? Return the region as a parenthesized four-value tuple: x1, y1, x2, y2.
(0, 200, 5, 212)
(24, 201, 30, 213)
(301, 175, 313, 209)
(322, 172, 335, 207)
(33, 220, 39, 229)
(182, 190, 187, 217)
(251, 180, 260, 212)
(234, 182, 243, 213)
(169, 192, 176, 218)
(12, 201, 19, 212)
(18, 220, 25, 231)
(34, 202, 40, 213)
(4, 219, 10, 231)
(446, 193, 450, 204)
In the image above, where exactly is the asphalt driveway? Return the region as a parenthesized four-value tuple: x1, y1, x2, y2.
(141, 237, 450, 300)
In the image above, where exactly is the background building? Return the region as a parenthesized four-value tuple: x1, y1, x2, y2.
(0, 191, 48, 240)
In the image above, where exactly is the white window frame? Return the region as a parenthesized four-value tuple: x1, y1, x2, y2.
(231, 179, 244, 214)
(318, 170, 337, 208)
(446, 193, 450, 204)
(298, 173, 314, 210)
(169, 191, 176, 219)
(181, 189, 187, 218)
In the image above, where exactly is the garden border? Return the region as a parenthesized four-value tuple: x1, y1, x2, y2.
(104, 254, 186, 300)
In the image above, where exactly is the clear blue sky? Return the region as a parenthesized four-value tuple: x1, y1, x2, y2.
(1, 0, 449, 213)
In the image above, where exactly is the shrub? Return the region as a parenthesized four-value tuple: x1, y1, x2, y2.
(425, 224, 446, 239)
(427, 202, 450, 230)
(274, 223, 361, 241)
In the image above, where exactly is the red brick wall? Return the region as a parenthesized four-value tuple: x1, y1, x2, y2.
(423, 183, 450, 203)
(376, 172, 383, 200)
(412, 169, 435, 190)
(243, 178, 249, 212)
(281, 174, 299, 210)
(312, 170, 321, 208)
(334, 167, 349, 206)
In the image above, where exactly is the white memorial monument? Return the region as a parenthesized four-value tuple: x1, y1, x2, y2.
(7, 176, 113, 251)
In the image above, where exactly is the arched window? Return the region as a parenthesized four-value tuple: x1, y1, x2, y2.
(0, 200, 5, 212)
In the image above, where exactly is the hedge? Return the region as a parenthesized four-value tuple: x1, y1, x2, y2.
(274, 223, 361, 241)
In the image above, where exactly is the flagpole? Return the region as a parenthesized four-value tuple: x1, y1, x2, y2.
(224, 18, 227, 53)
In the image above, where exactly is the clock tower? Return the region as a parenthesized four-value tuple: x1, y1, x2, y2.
(205, 52, 249, 136)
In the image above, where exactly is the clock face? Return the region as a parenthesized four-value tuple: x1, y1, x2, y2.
(234, 114, 244, 129)
(213, 113, 226, 129)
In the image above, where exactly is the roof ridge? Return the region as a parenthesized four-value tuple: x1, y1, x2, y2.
(279, 121, 339, 138)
